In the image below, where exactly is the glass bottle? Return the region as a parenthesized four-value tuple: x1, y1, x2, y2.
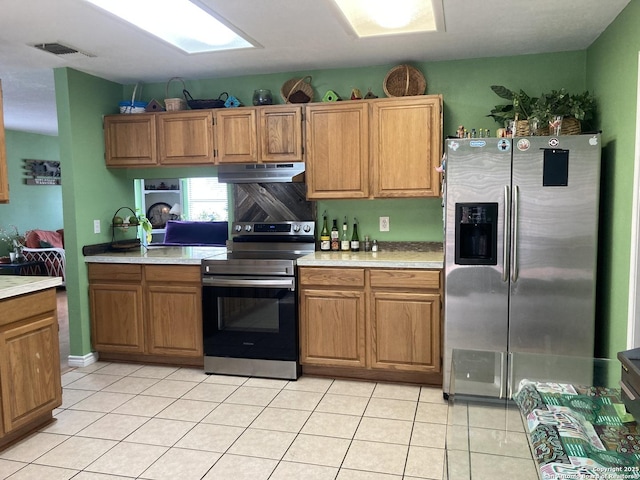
(330, 219, 339, 251)
(350, 221, 360, 252)
(320, 216, 330, 251)
(340, 219, 350, 251)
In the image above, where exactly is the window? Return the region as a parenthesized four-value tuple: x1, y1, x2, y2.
(184, 177, 229, 221)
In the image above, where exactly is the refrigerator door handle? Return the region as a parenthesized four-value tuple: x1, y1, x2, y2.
(503, 185, 510, 282)
(511, 185, 519, 283)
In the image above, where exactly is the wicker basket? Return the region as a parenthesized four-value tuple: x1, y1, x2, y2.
(164, 77, 187, 111)
(183, 90, 228, 109)
(281, 76, 314, 103)
(383, 64, 426, 97)
(561, 116, 581, 135)
(515, 120, 530, 136)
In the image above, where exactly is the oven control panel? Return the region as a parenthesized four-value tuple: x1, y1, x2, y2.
(231, 221, 315, 236)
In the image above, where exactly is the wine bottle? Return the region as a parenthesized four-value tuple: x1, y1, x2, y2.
(340, 219, 350, 251)
(350, 221, 360, 252)
(330, 219, 339, 251)
(320, 216, 330, 251)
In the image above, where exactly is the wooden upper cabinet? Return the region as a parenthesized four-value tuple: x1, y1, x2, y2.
(158, 111, 214, 165)
(104, 114, 157, 167)
(371, 95, 443, 198)
(215, 108, 258, 163)
(305, 102, 369, 199)
(259, 106, 303, 162)
(0, 80, 8, 203)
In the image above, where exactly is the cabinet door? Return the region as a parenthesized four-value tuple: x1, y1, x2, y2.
(371, 96, 442, 198)
(299, 288, 366, 368)
(305, 103, 369, 199)
(216, 109, 258, 163)
(369, 290, 441, 373)
(0, 316, 62, 433)
(259, 106, 303, 162)
(104, 114, 158, 167)
(145, 284, 203, 357)
(0, 80, 8, 203)
(158, 111, 214, 165)
(89, 283, 145, 353)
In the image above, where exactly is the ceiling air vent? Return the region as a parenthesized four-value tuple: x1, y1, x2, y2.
(33, 43, 95, 57)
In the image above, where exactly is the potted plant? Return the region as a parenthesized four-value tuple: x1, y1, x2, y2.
(488, 85, 538, 125)
(137, 213, 153, 244)
(531, 89, 596, 133)
(0, 225, 25, 260)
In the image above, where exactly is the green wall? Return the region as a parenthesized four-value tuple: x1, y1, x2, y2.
(54, 68, 130, 357)
(128, 51, 586, 242)
(56, 50, 593, 359)
(0, 130, 61, 255)
(586, 0, 640, 357)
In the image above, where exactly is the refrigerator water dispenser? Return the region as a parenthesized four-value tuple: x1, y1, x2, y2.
(454, 203, 498, 265)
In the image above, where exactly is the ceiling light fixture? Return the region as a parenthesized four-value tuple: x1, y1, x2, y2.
(332, 0, 442, 38)
(84, 0, 254, 54)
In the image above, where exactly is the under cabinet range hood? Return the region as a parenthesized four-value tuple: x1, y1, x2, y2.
(217, 162, 305, 183)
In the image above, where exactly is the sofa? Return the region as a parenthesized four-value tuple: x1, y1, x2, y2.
(157, 220, 228, 246)
(23, 229, 66, 285)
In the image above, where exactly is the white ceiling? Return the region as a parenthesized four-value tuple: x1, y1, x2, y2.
(0, 0, 631, 136)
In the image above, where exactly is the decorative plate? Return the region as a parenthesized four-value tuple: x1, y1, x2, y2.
(147, 202, 172, 228)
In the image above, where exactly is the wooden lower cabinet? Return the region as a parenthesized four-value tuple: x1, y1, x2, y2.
(0, 288, 62, 446)
(299, 266, 442, 385)
(369, 291, 440, 372)
(88, 263, 202, 365)
(299, 289, 366, 368)
(145, 266, 203, 358)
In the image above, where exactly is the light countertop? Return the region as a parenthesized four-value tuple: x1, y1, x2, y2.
(0, 276, 63, 300)
(84, 246, 228, 264)
(84, 245, 444, 269)
(296, 250, 443, 269)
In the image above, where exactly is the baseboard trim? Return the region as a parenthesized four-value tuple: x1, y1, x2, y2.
(68, 352, 100, 368)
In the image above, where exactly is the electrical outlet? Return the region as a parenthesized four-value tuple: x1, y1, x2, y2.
(93, 219, 101, 234)
(379, 216, 389, 232)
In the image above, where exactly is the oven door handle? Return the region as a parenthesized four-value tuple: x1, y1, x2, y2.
(202, 277, 295, 290)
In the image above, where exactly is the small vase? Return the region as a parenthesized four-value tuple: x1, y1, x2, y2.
(9, 252, 17, 263)
(550, 115, 563, 136)
(252, 89, 273, 106)
(528, 117, 541, 136)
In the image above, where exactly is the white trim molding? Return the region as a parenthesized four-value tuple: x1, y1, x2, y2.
(627, 51, 640, 349)
(67, 352, 99, 368)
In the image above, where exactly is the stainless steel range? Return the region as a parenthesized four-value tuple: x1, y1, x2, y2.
(201, 221, 315, 380)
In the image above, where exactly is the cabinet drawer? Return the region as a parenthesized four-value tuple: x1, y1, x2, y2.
(0, 289, 56, 327)
(369, 269, 441, 290)
(145, 265, 200, 283)
(299, 267, 365, 287)
(88, 263, 142, 282)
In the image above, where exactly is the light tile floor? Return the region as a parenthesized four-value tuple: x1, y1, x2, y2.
(0, 363, 534, 480)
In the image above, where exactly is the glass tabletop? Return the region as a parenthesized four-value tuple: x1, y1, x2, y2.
(445, 350, 623, 480)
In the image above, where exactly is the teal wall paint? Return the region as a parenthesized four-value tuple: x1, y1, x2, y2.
(53, 50, 594, 358)
(586, 0, 640, 357)
(0, 130, 61, 255)
(55, 67, 129, 357)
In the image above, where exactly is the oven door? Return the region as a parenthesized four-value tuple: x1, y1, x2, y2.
(202, 275, 298, 361)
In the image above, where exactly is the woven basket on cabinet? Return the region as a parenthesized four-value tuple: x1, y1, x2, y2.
(164, 77, 187, 111)
(383, 64, 426, 97)
(280, 76, 314, 103)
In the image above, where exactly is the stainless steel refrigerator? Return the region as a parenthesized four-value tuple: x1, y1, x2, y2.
(443, 134, 602, 397)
